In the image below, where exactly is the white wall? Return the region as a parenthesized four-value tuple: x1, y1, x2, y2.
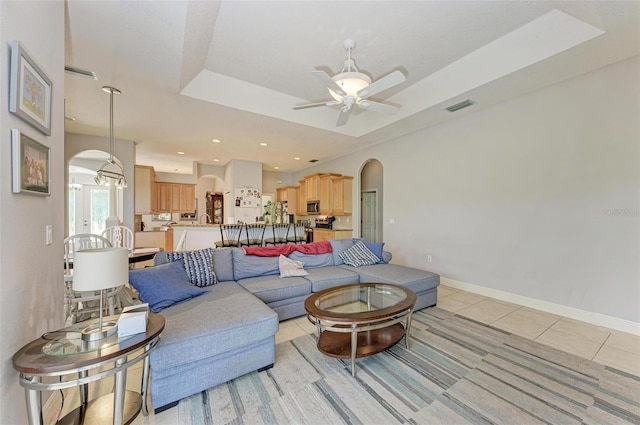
(1, 2, 65, 423)
(296, 56, 640, 324)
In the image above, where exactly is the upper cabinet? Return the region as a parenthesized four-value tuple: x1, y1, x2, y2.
(319, 173, 340, 215)
(295, 173, 353, 216)
(276, 186, 297, 205)
(154, 181, 195, 213)
(296, 180, 307, 216)
(304, 174, 321, 201)
(330, 176, 353, 215)
(134, 165, 156, 214)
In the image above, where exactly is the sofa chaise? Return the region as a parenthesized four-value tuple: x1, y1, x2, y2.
(129, 239, 439, 412)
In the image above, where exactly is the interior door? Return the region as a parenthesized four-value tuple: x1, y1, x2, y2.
(361, 191, 377, 242)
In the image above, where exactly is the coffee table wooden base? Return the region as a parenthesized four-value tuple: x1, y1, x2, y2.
(317, 323, 406, 359)
(57, 391, 142, 425)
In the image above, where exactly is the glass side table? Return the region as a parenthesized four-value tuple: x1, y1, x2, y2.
(12, 313, 164, 425)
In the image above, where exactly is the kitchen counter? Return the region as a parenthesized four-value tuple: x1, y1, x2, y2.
(135, 228, 173, 251)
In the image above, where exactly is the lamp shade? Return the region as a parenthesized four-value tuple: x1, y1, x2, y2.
(72, 247, 128, 292)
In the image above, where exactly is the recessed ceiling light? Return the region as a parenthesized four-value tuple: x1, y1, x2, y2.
(213, 159, 220, 162)
(211, 139, 221, 143)
(294, 157, 300, 160)
(274, 166, 279, 170)
(260, 142, 268, 146)
(177, 151, 185, 155)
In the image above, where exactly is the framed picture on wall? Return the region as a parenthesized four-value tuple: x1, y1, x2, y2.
(9, 41, 53, 135)
(11, 129, 50, 196)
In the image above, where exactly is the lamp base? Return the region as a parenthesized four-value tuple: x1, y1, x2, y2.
(80, 321, 118, 341)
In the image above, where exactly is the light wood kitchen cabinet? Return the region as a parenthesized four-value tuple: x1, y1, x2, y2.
(180, 184, 196, 212)
(156, 182, 171, 213)
(330, 176, 353, 215)
(319, 174, 338, 215)
(296, 180, 307, 216)
(154, 182, 195, 213)
(134, 165, 157, 214)
(277, 186, 297, 204)
(313, 229, 352, 242)
(277, 186, 298, 216)
(304, 174, 321, 201)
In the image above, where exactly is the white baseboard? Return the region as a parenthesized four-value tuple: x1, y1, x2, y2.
(440, 277, 640, 336)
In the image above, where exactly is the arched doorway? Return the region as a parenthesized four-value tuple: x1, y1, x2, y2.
(68, 150, 124, 236)
(360, 159, 383, 242)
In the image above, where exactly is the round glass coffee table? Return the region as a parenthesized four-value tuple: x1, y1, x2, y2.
(305, 283, 416, 376)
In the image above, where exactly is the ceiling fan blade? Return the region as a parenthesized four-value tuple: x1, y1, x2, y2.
(293, 100, 341, 110)
(357, 70, 406, 99)
(358, 100, 399, 114)
(293, 101, 330, 110)
(336, 107, 351, 127)
(312, 70, 346, 97)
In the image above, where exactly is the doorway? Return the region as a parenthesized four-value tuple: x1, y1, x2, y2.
(68, 151, 124, 236)
(361, 191, 378, 242)
(360, 159, 383, 243)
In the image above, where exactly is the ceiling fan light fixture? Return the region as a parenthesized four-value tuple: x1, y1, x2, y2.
(329, 72, 371, 101)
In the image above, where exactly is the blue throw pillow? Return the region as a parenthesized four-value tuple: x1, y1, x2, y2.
(339, 241, 380, 267)
(352, 238, 385, 263)
(128, 260, 207, 313)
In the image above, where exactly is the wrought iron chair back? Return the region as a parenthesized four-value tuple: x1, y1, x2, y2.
(264, 223, 290, 245)
(215, 224, 243, 247)
(241, 223, 266, 246)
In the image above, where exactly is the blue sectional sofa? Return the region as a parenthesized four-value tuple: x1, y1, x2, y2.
(141, 239, 439, 412)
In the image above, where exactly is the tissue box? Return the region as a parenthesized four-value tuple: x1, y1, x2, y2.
(118, 303, 149, 337)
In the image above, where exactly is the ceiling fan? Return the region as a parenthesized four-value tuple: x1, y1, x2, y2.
(294, 39, 406, 126)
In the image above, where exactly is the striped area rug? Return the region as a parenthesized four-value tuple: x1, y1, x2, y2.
(178, 307, 640, 424)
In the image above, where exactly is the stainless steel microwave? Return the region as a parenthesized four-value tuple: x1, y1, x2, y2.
(306, 201, 320, 215)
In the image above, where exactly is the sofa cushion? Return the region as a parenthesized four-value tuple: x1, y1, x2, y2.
(339, 241, 380, 267)
(232, 248, 280, 280)
(237, 275, 311, 303)
(128, 261, 207, 313)
(329, 239, 355, 265)
(151, 281, 278, 370)
(342, 263, 440, 295)
(212, 248, 234, 282)
(279, 255, 309, 277)
(303, 266, 360, 292)
(288, 251, 334, 268)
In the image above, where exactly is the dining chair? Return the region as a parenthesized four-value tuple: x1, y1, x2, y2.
(214, 224, 243, 248)
(63, 233, 123, 324)
(286, 222, 306, 244)
(240, 223, 266, 247)
(264, 223, 290, 245)
(101, 225, 134, 250)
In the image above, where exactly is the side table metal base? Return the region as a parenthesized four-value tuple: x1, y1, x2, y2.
(56, 390, 142, 425)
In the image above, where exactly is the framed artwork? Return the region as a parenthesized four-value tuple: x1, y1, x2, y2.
(11, 129, 50, 196)
(9, 41, 53, 135)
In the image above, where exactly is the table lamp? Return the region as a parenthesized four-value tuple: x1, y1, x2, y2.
(72, 247, 128, 341)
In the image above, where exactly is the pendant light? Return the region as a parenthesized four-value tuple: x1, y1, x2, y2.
(95, 86, 127, 188)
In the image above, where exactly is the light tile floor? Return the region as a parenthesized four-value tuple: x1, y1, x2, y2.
(53, 285, 640, 425)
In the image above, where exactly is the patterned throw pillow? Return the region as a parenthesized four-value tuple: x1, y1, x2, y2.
(166, 248, 217, 287)
(339, 241, 380, 267)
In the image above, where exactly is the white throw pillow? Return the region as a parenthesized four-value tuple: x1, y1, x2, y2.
(278, 254, 309, 277)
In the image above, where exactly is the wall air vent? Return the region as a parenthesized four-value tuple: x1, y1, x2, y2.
(446, 99, 475, 112)
(309, 159, 318, 163)
(65, 66, 99, 80)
